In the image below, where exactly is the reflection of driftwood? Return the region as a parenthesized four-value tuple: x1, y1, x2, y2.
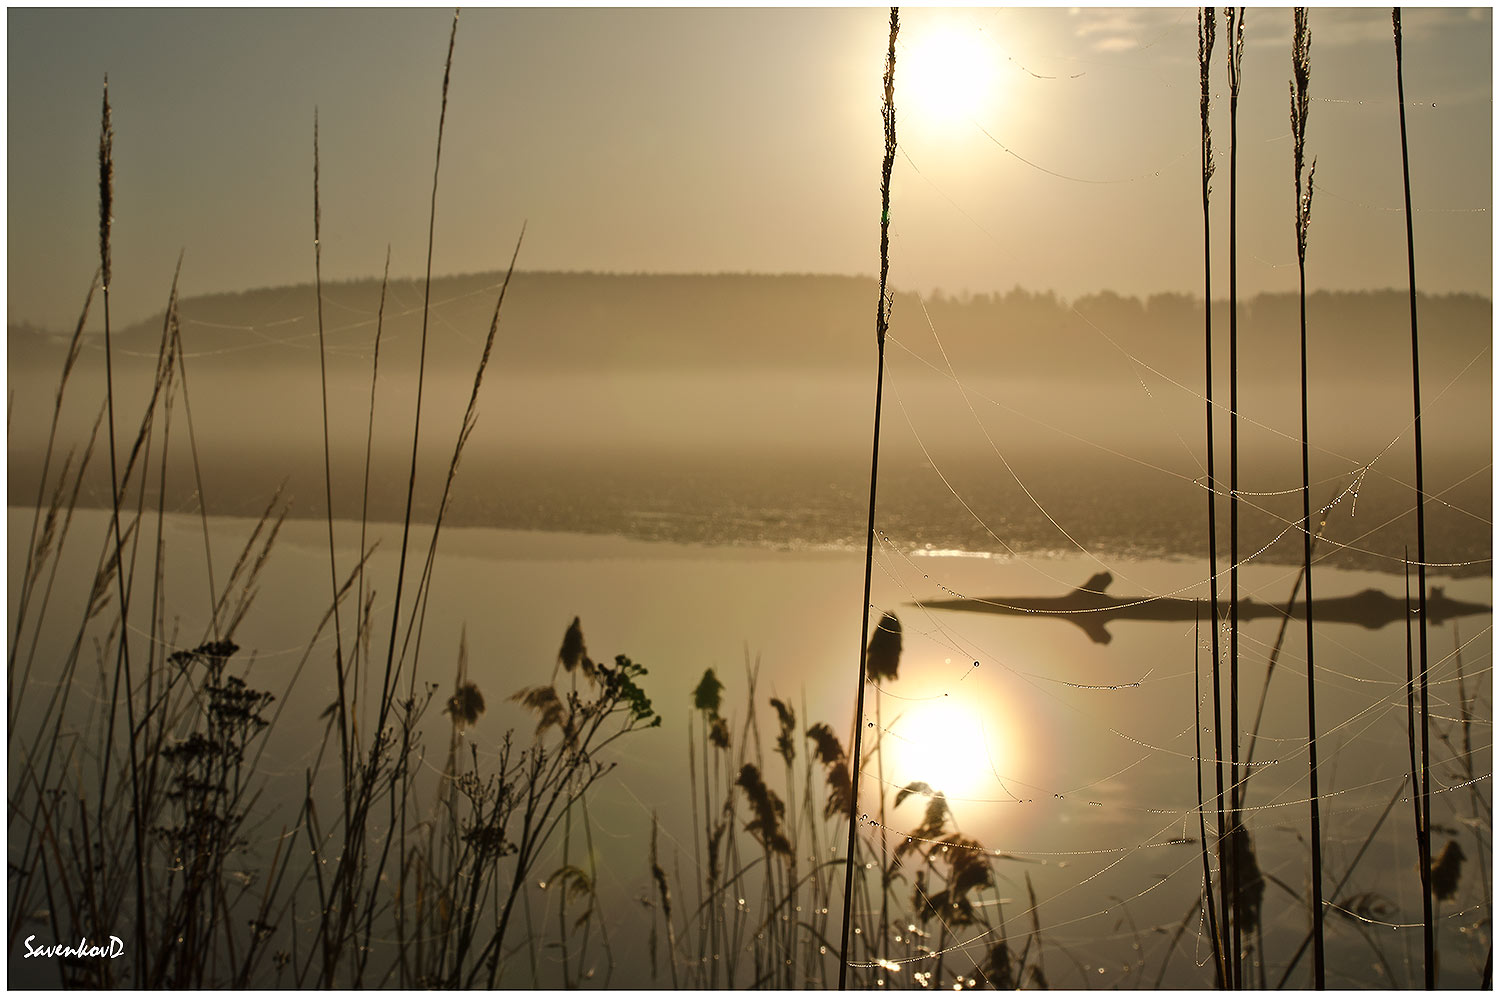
(923, 571, 1490, 645)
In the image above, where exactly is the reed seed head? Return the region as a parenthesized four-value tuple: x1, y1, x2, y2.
(735, 762, 792, 855)
(709, 715, 731, 750)
(98, 77, 113, 289)
(693, 667, 724, 714)
(1290, 8, 1316, 259)
(865, 611, 903, 683)
(806, 722, 846, 765)
(445, 680, 485, 729)
(1198, 7, 1216, 189)
(770, 697, 796, 764)
(1224, 7, 1245, 97)
(1430, 839, 1465, 902)
(558, 616, 587, 671)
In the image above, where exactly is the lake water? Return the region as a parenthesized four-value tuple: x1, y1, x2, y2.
(8, 498, 1491, 988)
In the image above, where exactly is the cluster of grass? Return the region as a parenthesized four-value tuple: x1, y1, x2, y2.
(6, 13, 666, 989)
(631, 612, 1040, 991)
(1187, 8, 1490, 991)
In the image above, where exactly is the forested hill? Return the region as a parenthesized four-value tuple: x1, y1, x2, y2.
(8, 272, 1491, 387)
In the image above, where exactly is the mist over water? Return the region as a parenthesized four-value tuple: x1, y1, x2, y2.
(8, 278, 1491, 578)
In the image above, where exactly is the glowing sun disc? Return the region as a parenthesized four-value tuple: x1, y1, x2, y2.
(903, 26, 997, 126)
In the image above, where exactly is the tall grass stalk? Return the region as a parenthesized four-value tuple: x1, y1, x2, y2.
(379, 7, 458, 729)
(1223, 7, 1246, 987)
(1289, 8, 1326, 985)
(165, 264, 224, 638)
(312, 109, 354, 800)
(311, 13, 458, 982)
(840, 6, 899, 989)
(94, 75, 151, 980)
(390, 224, 525, 695)
(1194, 10, 1229, 986)
(1393, 9, 1435, 985)
(353, 248, 392, 740)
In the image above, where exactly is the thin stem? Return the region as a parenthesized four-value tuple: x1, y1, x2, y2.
(94, 76, 150, 984)
(379, 6, 458, 734)
(312, 109, 353, 805)
(1291, 7, 1324, 985)
(1394, 9, 1435, 986)
(841, 8, 898, 990)
(1193, 603, 1225, 988)
(1195, 10, 1229, 984)
(1224, 8, 1245, 986)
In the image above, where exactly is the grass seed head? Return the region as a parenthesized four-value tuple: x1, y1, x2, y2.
(770, 697, 796, 764)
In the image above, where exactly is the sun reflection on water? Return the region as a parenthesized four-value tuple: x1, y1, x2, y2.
(882, 685, 1011, 803)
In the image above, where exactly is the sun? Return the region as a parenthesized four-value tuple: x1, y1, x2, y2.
(901, 24, 998, 127)
(886, 696, 1000, 800)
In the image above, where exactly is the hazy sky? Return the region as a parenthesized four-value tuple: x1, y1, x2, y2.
(8, 7, 1492, 328)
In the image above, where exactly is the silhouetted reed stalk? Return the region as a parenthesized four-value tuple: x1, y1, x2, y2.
(1289, 8, 1326, 985)
(1222, 8, 1245, 987)
(840, 8, 898, 988)
(1276, 776, 1410, 987)
(165, 270, 224, 638)
(93, 75, 152, 979)
(1393, 10, 1435, 986)
(353, 248, 391, 737)
(307, 14, 459, 983)
(392, 224, 525, 693)
(1194, 10, 1228, 986)
(379, 8, 457, 730)
(1402, 550, 1434, 986)
(1192, 604, 1225, 988)
(312, 110, 354, 803)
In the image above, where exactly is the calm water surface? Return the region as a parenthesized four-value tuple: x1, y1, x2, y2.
(8, 501, 1490, 987)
